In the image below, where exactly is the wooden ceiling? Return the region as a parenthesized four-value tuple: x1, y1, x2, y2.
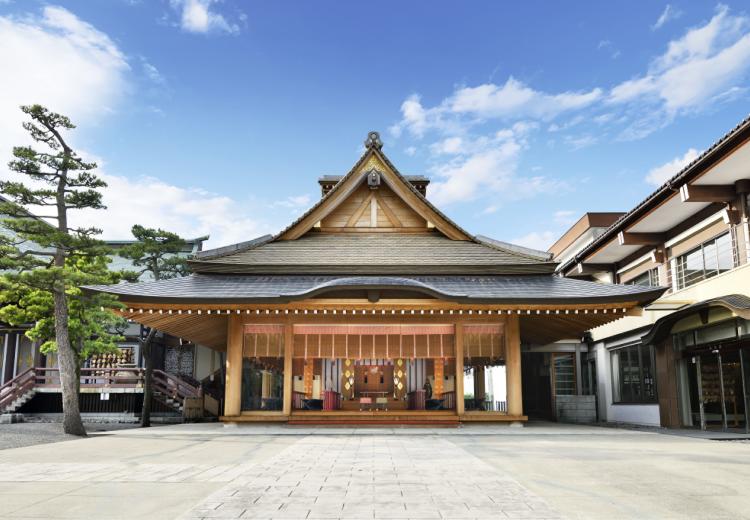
(121, 306, 625, 351)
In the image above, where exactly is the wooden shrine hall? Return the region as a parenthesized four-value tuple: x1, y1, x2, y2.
(85, 132, 664, 425)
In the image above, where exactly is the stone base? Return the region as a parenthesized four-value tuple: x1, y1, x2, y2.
(0, 413, 24, 424)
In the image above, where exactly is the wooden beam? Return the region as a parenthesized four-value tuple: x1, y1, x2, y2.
(282, 323, 293, 416)
(376, 195, 403, 227)
(573, 263, 612, 276)
(454, 322, 465, 415)
(345, 192, 374, 227)
(617, 231, 664, 246)
(679, 183, 736, 203)
(505, 314, 522, 417)
(225, 315, 243, 416)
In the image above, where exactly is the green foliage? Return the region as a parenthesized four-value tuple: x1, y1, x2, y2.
(118, 224, 189, 282)
(0, 104, 123, 362)
(0, 253, 126, 361)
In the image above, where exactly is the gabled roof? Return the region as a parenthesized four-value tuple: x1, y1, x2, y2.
(189, 232, 558, 275)
(190, 131, 557, 274)
(85, 272, 665, 306)
(275, 132, 473, 241)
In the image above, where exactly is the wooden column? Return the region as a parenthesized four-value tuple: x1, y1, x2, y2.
(225, 315, 243, 417)
(454, 322, 465, 415)
(282, 323, 293, 416)
(506, 314, 523, 417)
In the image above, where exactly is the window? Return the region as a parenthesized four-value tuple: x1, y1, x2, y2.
(552, 353, 576, 396)
(627, 268, 660, 287)
(611, 344, 657, 403)
(675, 232, 734, 289)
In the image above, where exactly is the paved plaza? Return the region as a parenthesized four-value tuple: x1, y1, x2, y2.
(0, 423, 749, 519)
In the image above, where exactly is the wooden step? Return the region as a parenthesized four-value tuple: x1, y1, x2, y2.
(288, 410, 460, 426)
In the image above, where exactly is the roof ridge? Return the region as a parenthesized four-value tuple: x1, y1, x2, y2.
(558, 112, 750, 272)
(192, 234, 273, 260)
(475, 235, 555, 262)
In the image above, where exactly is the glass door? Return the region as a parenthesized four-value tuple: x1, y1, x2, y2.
(687, 348, 748, 431)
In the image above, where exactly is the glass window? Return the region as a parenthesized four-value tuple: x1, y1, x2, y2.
(553, 353, 576, 396)
(676, 232, 735, 289)
(627, 268, 660, 287)
(611, 344, 657, 403)
(241, 328, 285, 411)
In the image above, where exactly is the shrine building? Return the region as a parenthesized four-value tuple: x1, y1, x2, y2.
(85, 132, 664, 426)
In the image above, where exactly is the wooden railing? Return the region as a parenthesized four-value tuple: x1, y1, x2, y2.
(441, 391, 456, 410)
(0, 367, 203, 414)
(292, 391, 306, 410)
(152, 369, 202, 402)
(408, 389, 426, 410)
(0, 368, 37, 411)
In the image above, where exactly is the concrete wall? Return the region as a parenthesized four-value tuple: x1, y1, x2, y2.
(607, 403, 661, 426)
(590, 262, 750, 343)
(593, 339, 662, 426)
(555, 395, 596, 423)
(193, 344, 220, 381)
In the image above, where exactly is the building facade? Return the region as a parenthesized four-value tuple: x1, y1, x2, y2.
(555, 116, 750, 431)
(86, 132, 662, 425)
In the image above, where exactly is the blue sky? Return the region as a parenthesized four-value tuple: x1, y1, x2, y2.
(1, 1, 749, 250)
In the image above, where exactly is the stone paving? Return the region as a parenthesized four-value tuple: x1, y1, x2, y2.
(181, 435, 562, 520)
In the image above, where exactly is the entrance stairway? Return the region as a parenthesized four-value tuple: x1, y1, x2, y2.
(0, 367, 207, 418)
(288, 410, 460, 427)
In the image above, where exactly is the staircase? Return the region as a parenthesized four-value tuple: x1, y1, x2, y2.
(0, 368, 37, 414)
(0, 367, 209, 419)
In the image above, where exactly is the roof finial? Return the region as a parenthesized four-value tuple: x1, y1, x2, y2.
(364, 131, 383, 150)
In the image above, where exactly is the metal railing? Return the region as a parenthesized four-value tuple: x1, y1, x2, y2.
(666, 231, 740, 292)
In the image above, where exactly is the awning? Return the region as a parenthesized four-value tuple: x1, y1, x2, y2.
(640, 294, 750, 345)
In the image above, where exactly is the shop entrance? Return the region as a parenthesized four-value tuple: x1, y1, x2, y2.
(686, 345, 749, 431)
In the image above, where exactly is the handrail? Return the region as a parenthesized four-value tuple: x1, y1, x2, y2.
(0, 368, 36, 411)
(0, 366, 204, 413)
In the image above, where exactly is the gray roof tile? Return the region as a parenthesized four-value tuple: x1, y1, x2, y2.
(84, 273, 666, 306)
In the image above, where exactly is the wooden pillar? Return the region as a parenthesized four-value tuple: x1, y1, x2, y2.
(455, 322, 465, 415)
(433, 359, 444, 396)
(282, 323, 293, 416)
(303, 359, 315, 398)
(506, 314, 523, 417)
(225, 315, 243, 417)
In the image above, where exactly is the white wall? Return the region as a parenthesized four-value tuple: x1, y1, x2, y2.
(594, 339, 662, 426)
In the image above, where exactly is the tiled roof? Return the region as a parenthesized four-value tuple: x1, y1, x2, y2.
(188, 232, 558, 274)
(84, 273, 665, 305)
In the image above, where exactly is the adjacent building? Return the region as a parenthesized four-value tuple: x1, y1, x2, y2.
(554, 115, 750, 431)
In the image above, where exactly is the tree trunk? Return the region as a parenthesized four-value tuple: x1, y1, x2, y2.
(140, 328, 157, 427)
(54, 289, 86, 436)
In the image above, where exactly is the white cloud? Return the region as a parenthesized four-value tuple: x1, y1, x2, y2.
(0, 6, 129, 155)
(141, 58, 165, 85)
(609, 5, 750, 138)
(72, 172, 272, 248)
(553, 210, 577, 226)
(653, 4, 682, 30)
(448, 78, 602, 120)
(169, 0, 240, 35)
(0, 5, 266, 248)
(391, 79, 601, 139)
(272, 194, 313, 210)
(511, 231, 558, 251)
(428, 123, 562, 206)
(404, 146, 417, 156)
(645, 148, 700, 186)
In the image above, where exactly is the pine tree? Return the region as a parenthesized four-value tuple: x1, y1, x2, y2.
(0, 105, 116, 436)
(118, 225, 188, 427)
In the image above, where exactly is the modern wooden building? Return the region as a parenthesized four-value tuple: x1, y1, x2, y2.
(86, 132, 663, 425)
(554, 115, 750, 431)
